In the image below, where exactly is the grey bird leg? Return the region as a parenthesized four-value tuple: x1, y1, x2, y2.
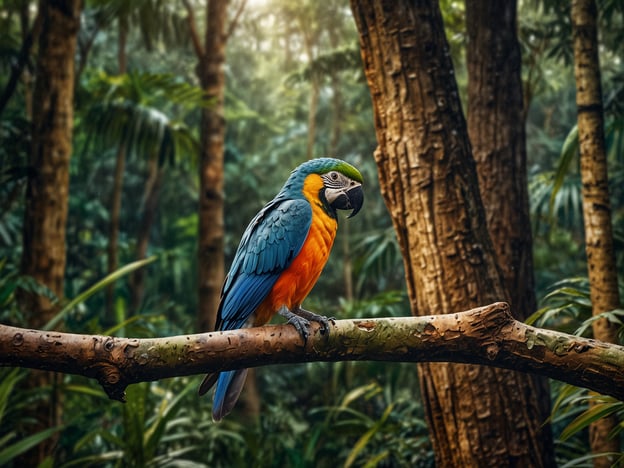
(278, 306, 312, 342)
(292, 306, 332, 335)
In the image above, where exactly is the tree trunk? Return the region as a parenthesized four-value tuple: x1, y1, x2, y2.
(17, 0, 81, 463)
(129, 156, 163, 314)
(187, 0, 261, 420)
(465, 0, 555, 461)
(106, 144, 126, 323)
(105, 18, 129, 323)
(571, 0, 621, 464)
(466, 0, 537, 322)
(351, 1, 554, 466)
(197, 0, 228, 333)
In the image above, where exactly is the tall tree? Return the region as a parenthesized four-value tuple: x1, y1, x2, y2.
(17, 0, 82, 462)
(186, 0, 229, 333)
(571, 0, 621, 464)
(106, 13, 129, 322)
(465, 0, 554, 459)
(351, 1, 554, 465)
(186, 0, 246, 332)
(128, 154, 164, 312)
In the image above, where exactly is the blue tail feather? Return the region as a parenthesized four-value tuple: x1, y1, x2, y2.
(212, 368, 249, 421)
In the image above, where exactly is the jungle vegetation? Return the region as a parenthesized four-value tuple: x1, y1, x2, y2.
(0, 0, 623, 466)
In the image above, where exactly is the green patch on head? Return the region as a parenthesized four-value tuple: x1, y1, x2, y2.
(304, 157, 363, 183)
(332, 160, 364, 183)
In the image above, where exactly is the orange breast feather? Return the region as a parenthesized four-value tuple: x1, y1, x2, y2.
(253, 174, 337, 326)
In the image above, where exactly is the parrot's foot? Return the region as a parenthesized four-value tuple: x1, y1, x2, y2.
(279, 306, 312, 342)
(293, 307, 332, 336)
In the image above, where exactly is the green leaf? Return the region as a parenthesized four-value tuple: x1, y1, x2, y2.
(575, 309, 624, 337)
(550, 124, 578, 215)
(363, 450, 390, 468)
(102, 314, 145, 337)
(0, 368, 24, 425)
(340, 382, 381, 409)
(550, 384, 585, 419)
(559, 401, 623, 441)
(0, 426, 63, 465)
(43, 256, 157, 331)
(143, 382, 194, 459)
(63, 384, 109, 400)
(344, 403, 394, 468)
(58, 451, 124, 468)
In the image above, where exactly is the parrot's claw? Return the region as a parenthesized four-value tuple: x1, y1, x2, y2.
(278, 306, 333, 342)
(288, 315, 311, 341)
(278, 306, 311, 342)
(293, 307, 332, 336)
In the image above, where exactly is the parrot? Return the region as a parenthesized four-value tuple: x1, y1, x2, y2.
(198, 157, 364, 421)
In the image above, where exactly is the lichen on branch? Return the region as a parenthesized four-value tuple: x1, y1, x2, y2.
(0, 302, 622, 402)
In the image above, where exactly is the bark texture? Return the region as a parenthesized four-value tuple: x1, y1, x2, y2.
(465, 0, 555, 463)
(466, 0, 536, 322)
(20, 0, 80, 324)
(571, 0, 622, 464)
(2, 303, 624, 403)
(196, 0, 228, 333)
(350, 1, 553, 466)
(17, 0, 82, 463)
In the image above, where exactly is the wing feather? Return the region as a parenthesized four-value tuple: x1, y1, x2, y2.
(216, 198, 311, 330)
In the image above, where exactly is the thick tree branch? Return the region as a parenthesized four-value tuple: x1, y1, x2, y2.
(1, 302, 622, 402)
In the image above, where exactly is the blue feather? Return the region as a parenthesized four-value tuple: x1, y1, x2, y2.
(212, 369, 248, 421)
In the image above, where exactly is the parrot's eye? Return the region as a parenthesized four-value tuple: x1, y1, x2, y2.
(330, 172, 339, 180)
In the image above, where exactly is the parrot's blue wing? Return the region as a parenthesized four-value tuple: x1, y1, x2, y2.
(216, 197, 312, 331)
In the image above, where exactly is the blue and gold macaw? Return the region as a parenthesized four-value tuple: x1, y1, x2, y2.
(199, 158, 364, 421)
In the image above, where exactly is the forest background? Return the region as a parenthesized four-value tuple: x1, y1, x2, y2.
(0, 0, 623, 466)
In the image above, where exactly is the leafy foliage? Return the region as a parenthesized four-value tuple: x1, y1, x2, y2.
(529, 276, 624, 463)
(1, 0, 624, 465)
(0, 368, 63, 466)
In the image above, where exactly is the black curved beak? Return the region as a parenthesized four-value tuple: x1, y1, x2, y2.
(330, 184, 364, 218)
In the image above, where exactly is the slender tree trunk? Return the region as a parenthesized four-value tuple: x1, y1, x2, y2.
(106, 18, 129, 323)
(129, 157, 163, 313)
(196, 0, 228, 333)
(186, 0, 259, 418)
(465, 0, 555, 461)
(117, 16, 128, 76)
(571, 0, 621, 464)
(17, 0, 81, 463)
(106, 144, 126, 322)
(351, 1, 554, 466)
(195, 0, 262, 419)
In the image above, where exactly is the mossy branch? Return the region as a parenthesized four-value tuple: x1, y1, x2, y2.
(1, 302, 622, 402)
